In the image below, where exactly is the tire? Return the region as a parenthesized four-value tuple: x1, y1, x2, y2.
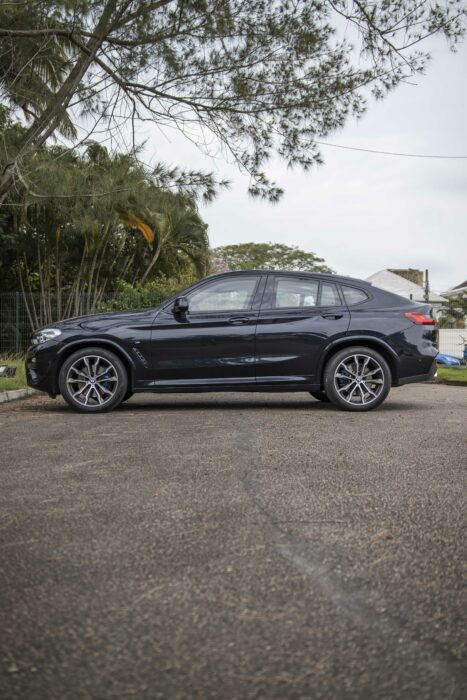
(122, 390, 134, 403)
(309, 390, 330, 402)
(59, 347, 128, 413)
(323, 346, 391, 412)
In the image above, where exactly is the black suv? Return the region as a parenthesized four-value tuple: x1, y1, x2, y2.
(26, 271, 437, 413)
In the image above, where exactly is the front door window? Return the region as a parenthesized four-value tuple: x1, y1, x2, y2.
(188, 277, 259, 313)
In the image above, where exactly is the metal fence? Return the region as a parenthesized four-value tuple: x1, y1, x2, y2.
(438, 329, 467, 357)
(1, 291, 466, 357)
(0, 293, 25, 355)
(0, 292, 117, 355)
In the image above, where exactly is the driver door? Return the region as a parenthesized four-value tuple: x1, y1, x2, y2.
(149, 274, 264, 387)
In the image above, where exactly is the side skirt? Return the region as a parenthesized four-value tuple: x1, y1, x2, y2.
(133, 383, 321, 394)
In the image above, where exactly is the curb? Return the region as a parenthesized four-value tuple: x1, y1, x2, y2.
(435, 380, 467, 387)
(0, 388, 40, 404)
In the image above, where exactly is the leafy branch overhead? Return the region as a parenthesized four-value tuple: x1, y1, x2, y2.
(0, 0, 466, 202)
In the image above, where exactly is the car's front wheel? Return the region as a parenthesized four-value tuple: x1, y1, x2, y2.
(323, 347, 391, 411)
(59, 347, 128, 413)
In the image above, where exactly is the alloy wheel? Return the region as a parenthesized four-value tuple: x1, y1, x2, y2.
(333, 353, 384, 406)
(66, 355, 119, 407)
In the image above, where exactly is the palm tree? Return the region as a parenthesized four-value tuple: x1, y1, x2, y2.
(1, 141, 210, 326)
(138, 191, 209, 284)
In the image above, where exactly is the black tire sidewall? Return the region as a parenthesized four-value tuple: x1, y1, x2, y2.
(324, 346, 391, 412)
(59, 347, 128, 413)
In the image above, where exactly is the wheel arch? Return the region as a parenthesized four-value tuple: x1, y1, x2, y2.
(55, 339, 135, 392)
(318, 337, 399, 388)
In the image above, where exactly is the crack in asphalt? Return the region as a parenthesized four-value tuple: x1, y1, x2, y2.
(230, 409, 467, 692)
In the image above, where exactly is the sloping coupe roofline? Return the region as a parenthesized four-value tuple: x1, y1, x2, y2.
(207, 269, 370, 286)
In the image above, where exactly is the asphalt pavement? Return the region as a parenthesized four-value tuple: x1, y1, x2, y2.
(0, 384, 466, 699)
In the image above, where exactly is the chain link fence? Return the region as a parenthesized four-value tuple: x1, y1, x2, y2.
(0, 292, 118, 355)
(0, 293, 23, 355)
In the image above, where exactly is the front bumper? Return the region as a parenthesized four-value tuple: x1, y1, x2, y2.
(25, 344, 59, 396)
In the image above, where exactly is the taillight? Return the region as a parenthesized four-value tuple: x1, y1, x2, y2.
(404, 311, 436, 325)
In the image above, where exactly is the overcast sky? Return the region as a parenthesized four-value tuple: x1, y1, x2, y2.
(140, 35, 467, 293)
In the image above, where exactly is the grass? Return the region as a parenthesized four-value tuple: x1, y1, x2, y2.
(0, 356, 27, 392)
(436, 366, 467, 383)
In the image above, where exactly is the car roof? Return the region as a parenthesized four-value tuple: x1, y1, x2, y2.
(208, 269, 370, 286)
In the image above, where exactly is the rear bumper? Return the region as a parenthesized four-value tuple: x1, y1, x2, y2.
(395, 358, 437, 387)
(387, 324, 438, 386)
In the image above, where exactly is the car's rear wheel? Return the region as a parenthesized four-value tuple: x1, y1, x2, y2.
(323, 347, 391, 412)
(59, 347, 128, 413)
(309, 390, 330, 402)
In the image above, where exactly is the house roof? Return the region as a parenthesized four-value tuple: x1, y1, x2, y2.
(442, 280, 467, 296)
(366, 269, 447, 303)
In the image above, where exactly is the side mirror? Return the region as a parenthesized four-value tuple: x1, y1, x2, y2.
(172, 296, 189, 314)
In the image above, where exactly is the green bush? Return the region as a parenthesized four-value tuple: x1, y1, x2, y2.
(97, 276, 196, 313)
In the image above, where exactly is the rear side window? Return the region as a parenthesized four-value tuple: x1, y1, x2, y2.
(320, 282, 341, 306)
(341, 286, 369, 306)
(272, 277, 319, 308)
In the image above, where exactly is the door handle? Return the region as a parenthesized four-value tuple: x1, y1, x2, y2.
(228, 316, 250, 325)
(322, 313, 343, 320)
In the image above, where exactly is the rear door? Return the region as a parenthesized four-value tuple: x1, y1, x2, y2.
(255, 275, 350, 386)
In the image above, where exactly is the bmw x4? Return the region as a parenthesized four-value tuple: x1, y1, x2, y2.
(26, 271, 437, 413)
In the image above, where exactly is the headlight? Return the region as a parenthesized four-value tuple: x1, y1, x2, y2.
(31, 328, 62, 345)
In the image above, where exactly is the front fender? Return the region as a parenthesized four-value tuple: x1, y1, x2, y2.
(55, 337, 137, 390)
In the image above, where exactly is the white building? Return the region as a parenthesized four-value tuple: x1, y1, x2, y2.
(441, 280, 467, 298)
(365, 269, 447, 311)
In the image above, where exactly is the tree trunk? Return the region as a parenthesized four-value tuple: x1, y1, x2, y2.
(17, 258, 36, 332)
(0, 164, 16, 204)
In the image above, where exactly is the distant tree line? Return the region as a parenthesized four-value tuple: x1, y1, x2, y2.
(213, 242, 332, 273)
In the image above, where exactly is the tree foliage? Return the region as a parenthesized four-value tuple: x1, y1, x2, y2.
(213, 242, 332, 272)
(0, 133, 209, 327)
(0, 0, 465, 203)
(438, 292, 467, 329)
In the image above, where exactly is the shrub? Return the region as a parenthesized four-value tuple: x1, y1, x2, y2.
(97, 276, 196, 313)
